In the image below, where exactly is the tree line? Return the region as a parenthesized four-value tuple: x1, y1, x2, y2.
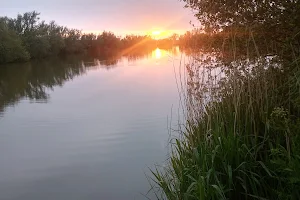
(0, 11, 180, 64)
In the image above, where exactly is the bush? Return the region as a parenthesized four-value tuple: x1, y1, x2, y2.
(0, 20, 30, 63)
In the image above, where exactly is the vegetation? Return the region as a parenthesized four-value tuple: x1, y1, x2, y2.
(0, 11, 180, 64)
(0, 18, 30, 63)
(1, 3, 300, 199)
(151, 0, 300, 199)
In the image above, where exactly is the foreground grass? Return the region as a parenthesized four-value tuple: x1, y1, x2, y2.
(150, 43, 300, 199)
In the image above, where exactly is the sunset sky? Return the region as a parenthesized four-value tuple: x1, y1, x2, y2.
(0, 0, 196, 36)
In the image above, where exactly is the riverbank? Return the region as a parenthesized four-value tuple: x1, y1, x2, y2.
(151, 1, 300, 198)
(151, 33, 300, 199)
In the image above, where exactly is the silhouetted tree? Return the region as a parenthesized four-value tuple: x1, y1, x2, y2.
(0, 18, 30, 63)
(0, 11, 179, 64)
(182, 0, 300, 47)
(47, 21, 66, 55)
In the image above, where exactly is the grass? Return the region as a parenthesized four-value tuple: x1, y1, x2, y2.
(149, 31, 300, 199)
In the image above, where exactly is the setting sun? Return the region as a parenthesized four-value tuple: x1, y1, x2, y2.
(152, 30, 161, 36)
(149, 30, 173, 39)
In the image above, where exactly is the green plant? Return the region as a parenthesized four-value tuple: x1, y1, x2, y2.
(150, 37, 300, 199)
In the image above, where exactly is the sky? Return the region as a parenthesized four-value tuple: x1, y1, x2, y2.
(0, 0, 196, 36)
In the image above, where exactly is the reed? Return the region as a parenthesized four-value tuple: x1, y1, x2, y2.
(150, 31, 300, 199)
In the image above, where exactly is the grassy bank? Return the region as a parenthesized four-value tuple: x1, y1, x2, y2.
(150, 33, 300, 199)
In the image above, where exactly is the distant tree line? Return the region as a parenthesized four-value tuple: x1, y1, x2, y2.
(0, 11, 180, 64)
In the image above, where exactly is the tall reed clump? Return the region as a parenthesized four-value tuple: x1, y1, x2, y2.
(150, 32, 300, 199)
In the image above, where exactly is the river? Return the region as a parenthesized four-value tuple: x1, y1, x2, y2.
(0, 47, 184, 200)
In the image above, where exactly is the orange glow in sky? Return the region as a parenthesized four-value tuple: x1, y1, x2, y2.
(151, 30, 166, 39)
(83, 29, 185, 38)
(2, 0, 196, 37)
(147, 30, 174, 39)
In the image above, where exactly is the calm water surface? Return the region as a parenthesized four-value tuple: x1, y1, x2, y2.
(0, 48, 183, 200)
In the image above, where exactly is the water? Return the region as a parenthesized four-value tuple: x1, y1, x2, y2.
(0, 48, 183, 200)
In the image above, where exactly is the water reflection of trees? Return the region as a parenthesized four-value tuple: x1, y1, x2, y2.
(123, 50, 150, 62)
(0, 58, 87, 114)
(0, 47, 166, 116)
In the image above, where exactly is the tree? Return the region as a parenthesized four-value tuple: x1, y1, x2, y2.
(182, 0, 300, 56)
(1, 10, 179, 63)
(7, 11, 40, 35)
(0, 18, 30, 63)
(47, 21, 65, 55)
(182, 0, 300, 33)
(7, 11, 54, 58)
(62, 28, 84, 54)
(97, 31, 120, 49)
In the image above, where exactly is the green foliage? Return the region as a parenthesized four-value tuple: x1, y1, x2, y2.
(180, 0, 300, 59)
(182, 0, 300, 31)
(151, 52, 300, 199)
(62, 28, 84, 54)
(151, 13, 300, 197)
(0, 18, 29, 63)
(46, 21, 66, 56)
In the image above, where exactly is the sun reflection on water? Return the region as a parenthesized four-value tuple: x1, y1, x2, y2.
(155, 48, 162, 59)
(152, 48, 168, 59)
